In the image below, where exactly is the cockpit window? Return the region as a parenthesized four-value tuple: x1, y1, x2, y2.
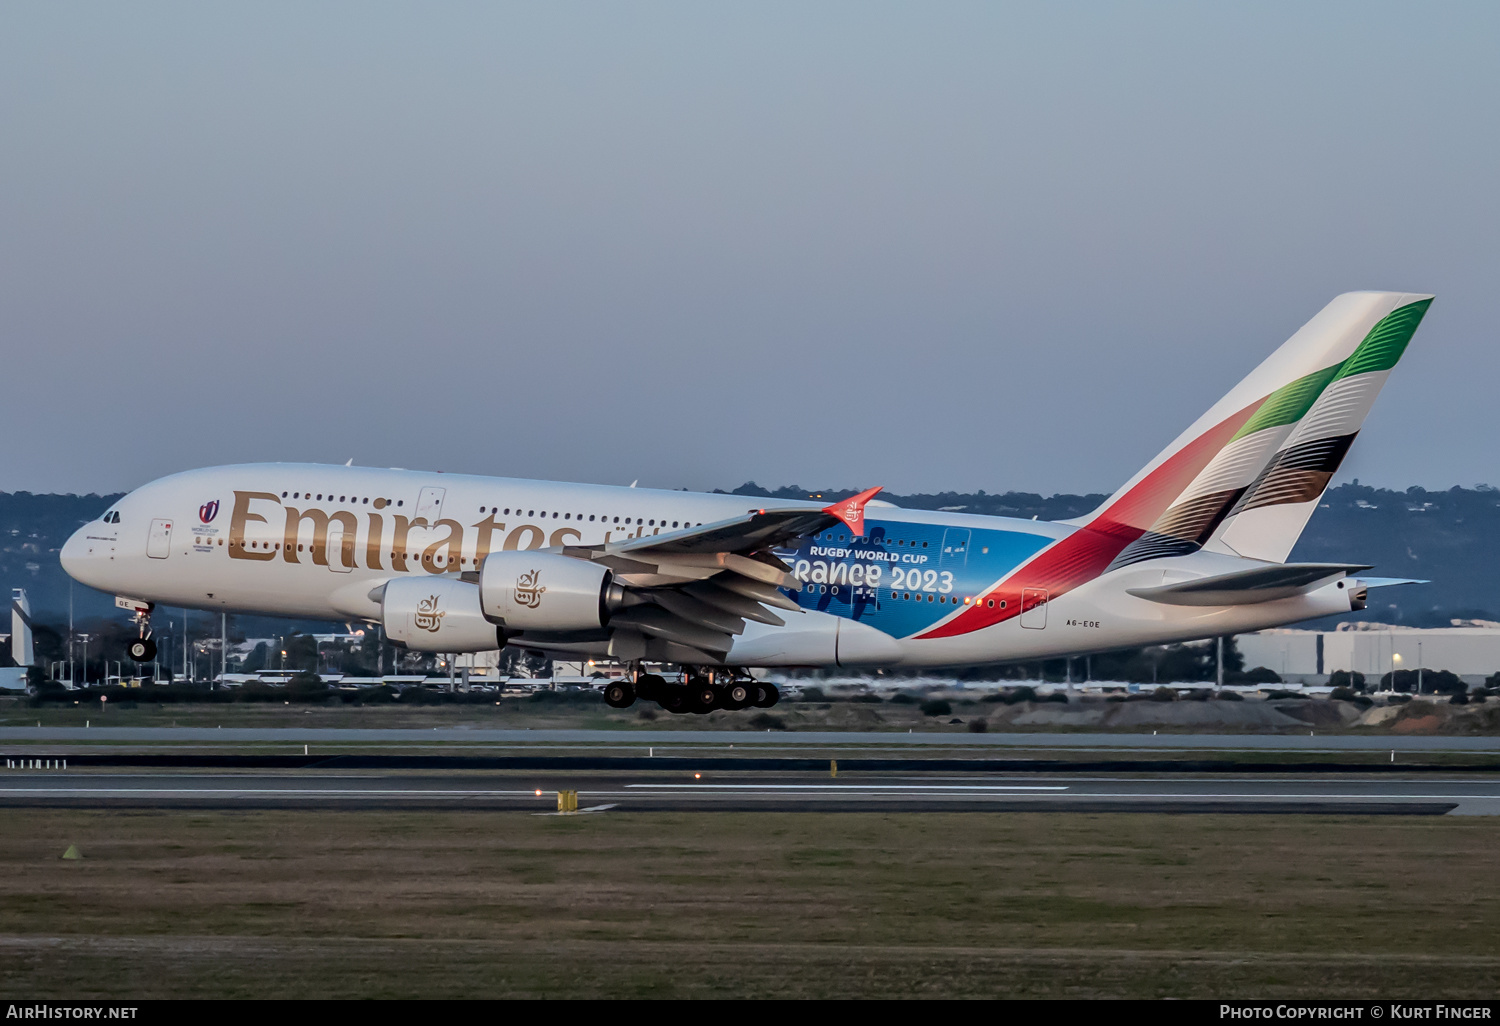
(101, 511, 121, 524)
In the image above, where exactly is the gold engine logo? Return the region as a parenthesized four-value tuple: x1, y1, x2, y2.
(515, 569, 546, 609)
(414, 594, 446, 633)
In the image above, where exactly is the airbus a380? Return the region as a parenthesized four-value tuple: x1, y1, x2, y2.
(62, 291, 1430, 713)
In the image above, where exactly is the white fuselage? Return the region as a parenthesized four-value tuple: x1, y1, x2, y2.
(61, 463, 1360, 668)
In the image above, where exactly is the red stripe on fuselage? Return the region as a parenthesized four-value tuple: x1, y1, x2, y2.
(917, 400, 1262, 640)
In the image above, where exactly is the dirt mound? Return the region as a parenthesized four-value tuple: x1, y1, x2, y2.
(1004, 699, 1304, 729)
(1104, 700, 1304, 729)
(1270, 701, 1361, 728)
(1392, 715, 1442, 734)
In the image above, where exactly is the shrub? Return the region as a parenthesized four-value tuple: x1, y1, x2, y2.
(799, 686, 826, 702)
(980, 692, 1006, 704)
(1185, 689, 1212, 702)
(850, 693, 883, 704)
(1329, 686, 1356, 701)
(920, 699, 952, 717)
(1387, 693, 1412, 704)
(1266, 689, 1304, 700)
(968, 717, 988, 733)
(1042, 691, 1068, 704)
(747, 712, 786, 730)
(888, 692, 917, 705)
(1381, 669, 1464, 695)
(1215, 690, 1243, 702)
(1237, 666, 1283, 685)
(1003, 686, 1038, 705)
(1329, 669, 1367, 692)
(1150, 687, 1176, 702)
(637, 707, 657, 720)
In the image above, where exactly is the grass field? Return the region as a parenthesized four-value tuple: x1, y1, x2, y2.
(0, 809, 1496, 998)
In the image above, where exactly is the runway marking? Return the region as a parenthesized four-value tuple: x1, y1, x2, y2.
(0, 788, 548, 796)
(626, 783, 1069, 791)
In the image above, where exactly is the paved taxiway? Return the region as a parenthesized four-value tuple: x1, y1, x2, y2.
(3, 727, 1497, 752)
(1, 770, 1495, 814)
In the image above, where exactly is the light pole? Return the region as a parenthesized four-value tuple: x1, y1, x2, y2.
(1417, 641, 1423, 695)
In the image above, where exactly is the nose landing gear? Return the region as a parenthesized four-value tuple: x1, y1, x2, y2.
(123, 603, 156, 663)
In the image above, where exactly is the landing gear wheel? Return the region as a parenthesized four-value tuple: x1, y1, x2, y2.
(753, 683, 780, 708)
(604, 681, 636, 709)
(690, 683, 721, 714)
(127, 637, 156, 663)
(635, 674, 667, 703)
(661, 686, 692, 714)
(723, 680, 754, 710)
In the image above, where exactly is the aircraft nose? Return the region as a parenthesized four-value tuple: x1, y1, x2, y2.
(60, 524, 105, 589)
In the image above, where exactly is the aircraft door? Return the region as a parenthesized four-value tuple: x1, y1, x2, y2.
(147, 519, 173, 559)
(416, 487, 446, 521)
(939, 529, 971, 571)
(326, 520, 354, 573)
(1019, 587, 1048, 629)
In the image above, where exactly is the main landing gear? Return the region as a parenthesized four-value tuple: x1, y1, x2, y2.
(603, 668, 779, 715)
(124, 604, 156, 663)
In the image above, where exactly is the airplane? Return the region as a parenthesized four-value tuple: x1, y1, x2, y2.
(61, 291, 1432, 713)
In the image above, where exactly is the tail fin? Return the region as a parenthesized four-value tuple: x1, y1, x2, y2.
(1073, 291, 1433, 568)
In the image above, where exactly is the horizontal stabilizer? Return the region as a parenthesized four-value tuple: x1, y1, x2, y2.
(1127, 563, 1370, 606)
(1353, 576, 1429, 588)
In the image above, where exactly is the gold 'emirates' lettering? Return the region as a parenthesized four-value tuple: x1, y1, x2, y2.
(225, 491, 605, 573)
(471, 513, 505, 564)
(390, 515, 427, 572)
(229, 491, 280, 562)
(422, 519, 463, 574)
(504, 524, 545, 550)
(365, 513, 383, 570)
(283, 507, 358, 568)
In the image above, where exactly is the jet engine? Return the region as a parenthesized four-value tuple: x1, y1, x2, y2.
(382, 577, 504, 652)
(480, 551, 616, 631)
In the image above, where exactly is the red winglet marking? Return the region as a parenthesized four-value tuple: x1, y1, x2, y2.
(824, 486, 883, 538)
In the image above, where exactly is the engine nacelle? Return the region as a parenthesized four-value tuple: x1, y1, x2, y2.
(382, 577, 504, 652)
(480, 551, 613, 631)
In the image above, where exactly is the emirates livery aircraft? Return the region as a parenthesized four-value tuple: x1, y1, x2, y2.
(62, 292, 1431, 713)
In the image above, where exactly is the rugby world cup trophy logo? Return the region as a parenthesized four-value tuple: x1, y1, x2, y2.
(414, 594, 446, 633)
(515, 570, 546, 609)
(199, 499, 220, 524)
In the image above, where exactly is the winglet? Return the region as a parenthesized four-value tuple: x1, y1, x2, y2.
(824, 486, 883, 538)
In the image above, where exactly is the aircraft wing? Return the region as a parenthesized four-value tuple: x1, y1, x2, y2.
(516, 489, 884, 664)
(1126, 562, 1372, 606)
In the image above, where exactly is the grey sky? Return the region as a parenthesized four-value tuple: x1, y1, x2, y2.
(2, 2, 1496, 498)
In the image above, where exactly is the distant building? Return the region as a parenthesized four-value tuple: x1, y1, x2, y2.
(1238, 621, 1500, 683)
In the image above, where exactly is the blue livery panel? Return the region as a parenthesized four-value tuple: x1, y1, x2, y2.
(774, 518, 1054, 638)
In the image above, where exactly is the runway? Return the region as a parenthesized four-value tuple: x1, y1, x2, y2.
(4, 727, 1498, 752)
(1, 769, 1495, 814)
